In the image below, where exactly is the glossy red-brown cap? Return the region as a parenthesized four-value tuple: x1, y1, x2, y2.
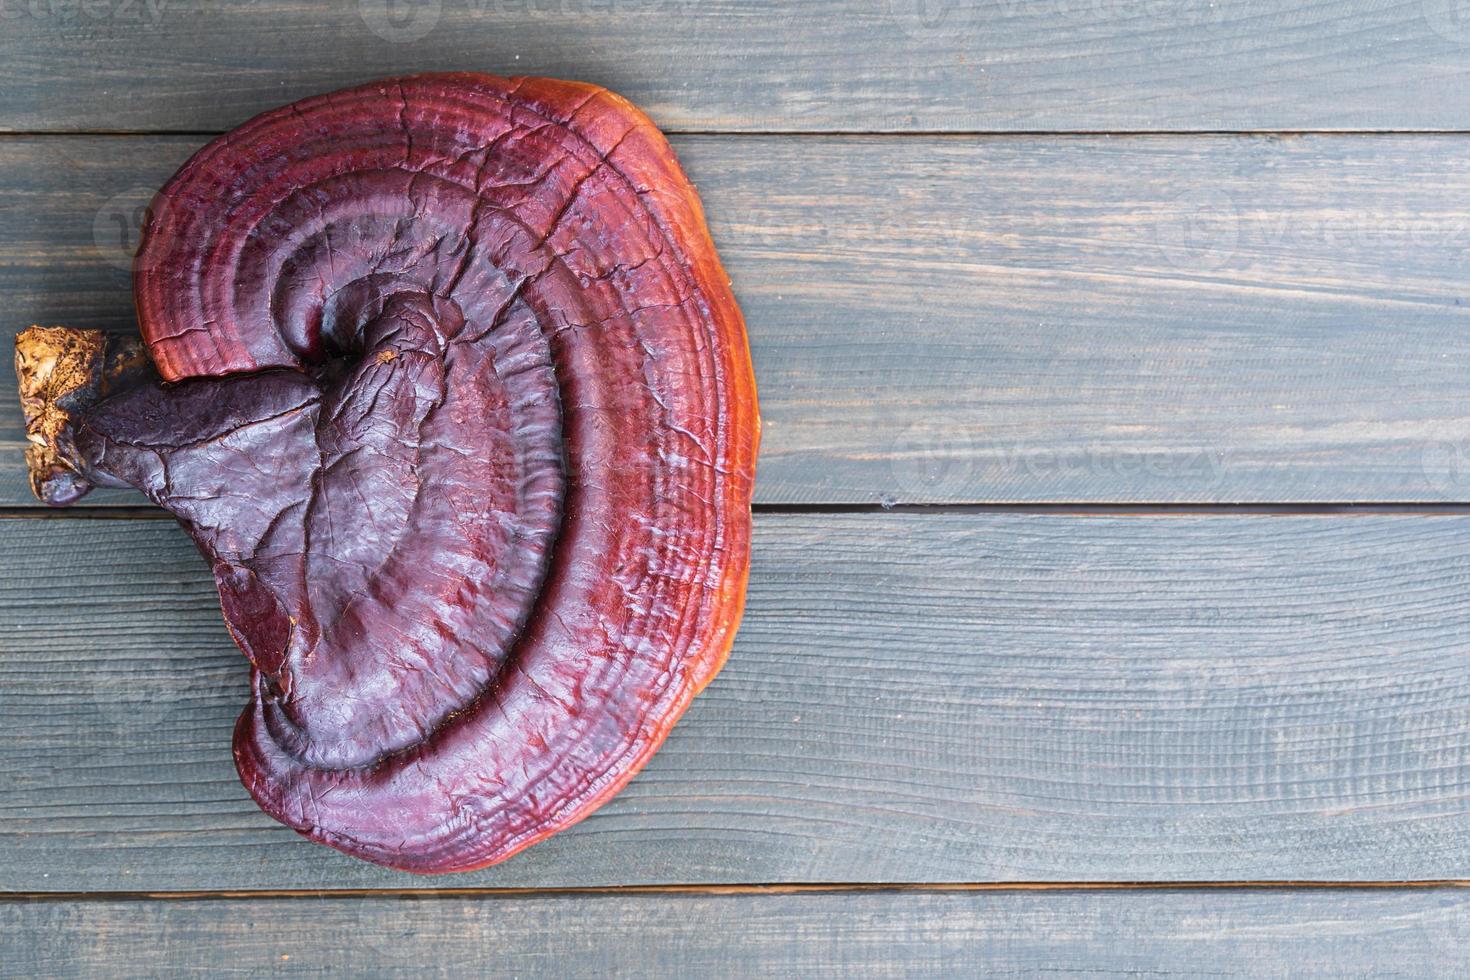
(102, 73, 759, 872)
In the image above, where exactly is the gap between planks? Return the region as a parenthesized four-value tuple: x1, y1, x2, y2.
(15, 503, 1470, 521)
(6, 881, 1470, 903)
(19, 129, 1470, 140)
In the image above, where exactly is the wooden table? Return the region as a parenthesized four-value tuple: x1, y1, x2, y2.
(6, 2, 1470, 975)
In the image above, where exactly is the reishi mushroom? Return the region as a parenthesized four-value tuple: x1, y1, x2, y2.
(14, 73, 759, 873)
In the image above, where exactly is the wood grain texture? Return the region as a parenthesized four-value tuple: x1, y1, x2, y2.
(5, 889, 1470, 978)
(5, 1, 1470, 133)
(6, 134, 1470, 506)
(6, 513, 1470, 890)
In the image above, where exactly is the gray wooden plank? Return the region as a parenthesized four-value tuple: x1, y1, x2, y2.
(5, 888, 1470, 978)
(5, 134, 1470, 506)
(5, 1, 1470, 132)
(5, 513, 1470, 890)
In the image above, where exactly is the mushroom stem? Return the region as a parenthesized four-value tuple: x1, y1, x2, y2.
(14, 326, 154, 506)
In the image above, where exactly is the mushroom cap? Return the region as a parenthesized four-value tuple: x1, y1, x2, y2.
(130, 73, 758, 872)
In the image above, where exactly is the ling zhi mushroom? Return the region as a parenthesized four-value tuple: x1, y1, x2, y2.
(15, 74, 759, 873)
